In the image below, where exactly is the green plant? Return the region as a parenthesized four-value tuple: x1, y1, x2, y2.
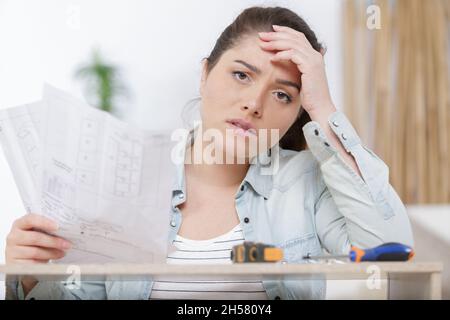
(74, 49, 126, 114)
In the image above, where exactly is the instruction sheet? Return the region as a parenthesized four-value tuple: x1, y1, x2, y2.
(0, 85, 175, 263)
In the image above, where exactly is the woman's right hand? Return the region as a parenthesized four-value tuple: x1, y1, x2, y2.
(5, 214, 72, 295)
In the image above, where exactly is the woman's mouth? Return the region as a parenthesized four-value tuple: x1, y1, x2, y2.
(226, 119, 257, 137)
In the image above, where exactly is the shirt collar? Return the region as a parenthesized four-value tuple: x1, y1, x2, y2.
(243, 159, 274, 199)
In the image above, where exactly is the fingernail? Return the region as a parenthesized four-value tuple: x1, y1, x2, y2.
(62, 241, 72, 249)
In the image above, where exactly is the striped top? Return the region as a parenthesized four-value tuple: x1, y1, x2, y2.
(149, 224, 268, 300)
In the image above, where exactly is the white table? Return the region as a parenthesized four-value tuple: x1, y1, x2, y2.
(0, 262, 443, 300)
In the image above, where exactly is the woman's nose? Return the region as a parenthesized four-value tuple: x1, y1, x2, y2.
(241, 99, 263, 117)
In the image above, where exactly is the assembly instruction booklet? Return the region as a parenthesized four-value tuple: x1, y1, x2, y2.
(0, 85, 175, 264)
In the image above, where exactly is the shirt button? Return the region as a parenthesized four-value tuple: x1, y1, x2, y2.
(341, 133, 347, 141)
(332, 121, 339, 127)
(244, 217, 250, 223)
(178, 193, 185, 200)
(170, 220, 176, 227)
(324, 142, 330, 147)
(274, 296, 281, 300)
(240, 185, 245, 191)
(314, 129, 319, 136)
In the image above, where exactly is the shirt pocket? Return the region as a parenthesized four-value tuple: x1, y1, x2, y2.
(276, 233, 322, 263)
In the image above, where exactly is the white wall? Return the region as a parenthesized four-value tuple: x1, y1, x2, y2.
(0, 0, 343, 299)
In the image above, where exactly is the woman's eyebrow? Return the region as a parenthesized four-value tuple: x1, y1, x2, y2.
(275, 79, 300, 93)
(234, 59, 262, 74)
(233, 59, 300, 93)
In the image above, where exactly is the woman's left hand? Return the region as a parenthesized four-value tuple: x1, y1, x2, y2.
(258, 25, 336, 118)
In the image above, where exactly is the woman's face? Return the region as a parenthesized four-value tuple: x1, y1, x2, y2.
(199, 33, 302, 161)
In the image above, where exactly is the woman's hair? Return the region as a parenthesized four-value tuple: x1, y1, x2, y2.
(203, 6, 324, 151)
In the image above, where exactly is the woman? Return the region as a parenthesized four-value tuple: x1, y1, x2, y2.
(6, 6, 413, 300)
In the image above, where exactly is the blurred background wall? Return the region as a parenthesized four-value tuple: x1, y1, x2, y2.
(343, 0, 450, 298)
(343, 0, 449, 204)
(0, 0, 449, 299)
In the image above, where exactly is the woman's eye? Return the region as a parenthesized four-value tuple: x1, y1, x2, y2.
(275, 91, 292, 104)
(232, 71, 250, 82)
(232, 71, 292, 104)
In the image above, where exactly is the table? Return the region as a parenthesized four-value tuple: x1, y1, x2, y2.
(0, 262, 443, 300)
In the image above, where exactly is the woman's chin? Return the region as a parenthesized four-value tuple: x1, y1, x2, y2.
(222, 141, 259, 164)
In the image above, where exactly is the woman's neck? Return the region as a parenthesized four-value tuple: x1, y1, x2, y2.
(185, 134, 250, 188)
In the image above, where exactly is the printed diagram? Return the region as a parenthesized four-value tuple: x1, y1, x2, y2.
(42, 194, 77, 224)
(17, 128, 40, 175)
(2, 113, 41, 180)
(1, 85, 173, 263)
(45, 174, 76, 207)
(78, 218, 125, 239)
(77, 169, 94, 186)
(104, 130, 143, 197)
(77, 118, 98, 186)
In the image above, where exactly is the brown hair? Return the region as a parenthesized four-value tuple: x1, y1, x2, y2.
(204, 6, 324, 151)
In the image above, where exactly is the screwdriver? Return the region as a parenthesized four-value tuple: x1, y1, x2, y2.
(303, 242, 414, 262)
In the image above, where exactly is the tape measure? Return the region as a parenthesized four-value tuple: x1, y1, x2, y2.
(231, 241, 284, 263)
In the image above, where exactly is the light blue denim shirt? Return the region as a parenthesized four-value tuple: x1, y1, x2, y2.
(6, 111, 414, 300)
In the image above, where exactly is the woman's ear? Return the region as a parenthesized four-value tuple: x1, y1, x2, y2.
(320, 47, 327, 56)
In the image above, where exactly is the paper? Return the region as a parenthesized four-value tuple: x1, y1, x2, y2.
(0, 101, 45, 214)
(0, 85, 175, 263)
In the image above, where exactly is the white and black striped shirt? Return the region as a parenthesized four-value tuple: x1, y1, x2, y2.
(149, 224, 268, 300)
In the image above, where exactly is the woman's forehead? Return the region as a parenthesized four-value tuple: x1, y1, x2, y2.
(223, 36, 301, 78)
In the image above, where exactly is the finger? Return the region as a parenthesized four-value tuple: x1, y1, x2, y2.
(259, 39, 308, 55)
(258, 31, 293, 42)
(272, 25, 316, 51)
(272, 24, 299, 35)
(13, 246, 66, 261)
(14, 214, 59, 232)
(15, 230, 72, 250)
(259, 30, 310, 50)
(270, 49, 309, 72)
(12, 258, 50, 264)
(258, 31, 312, 52)
(272, 25, 308, 40)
